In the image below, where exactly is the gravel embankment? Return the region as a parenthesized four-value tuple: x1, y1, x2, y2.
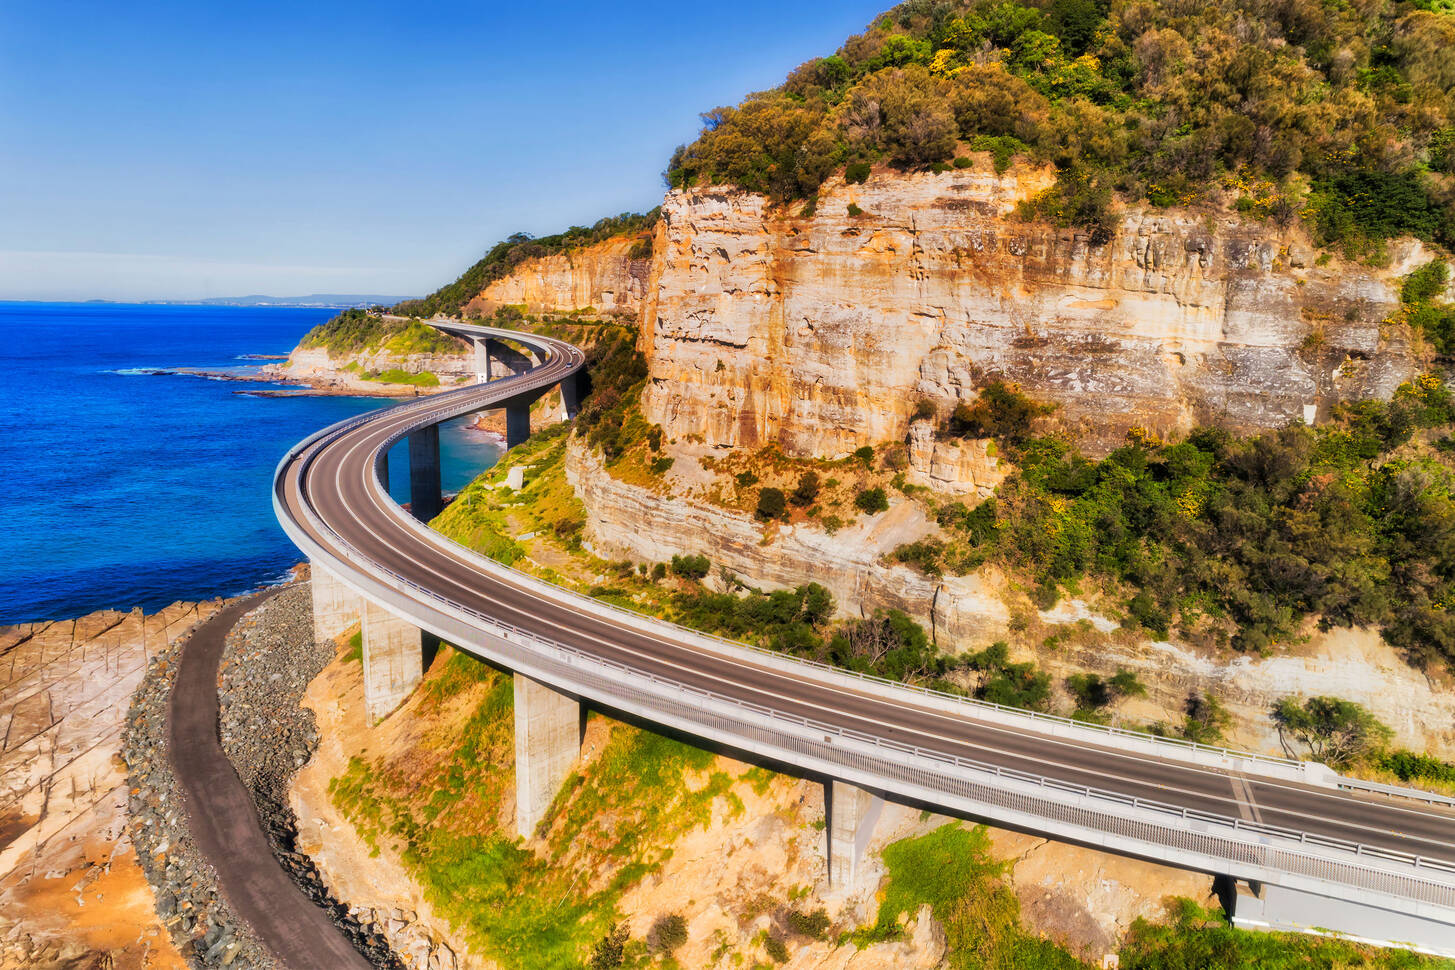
(217, 585, 402, 969)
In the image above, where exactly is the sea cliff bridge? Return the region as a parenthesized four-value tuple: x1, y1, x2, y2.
(274, 321, 1455, 956)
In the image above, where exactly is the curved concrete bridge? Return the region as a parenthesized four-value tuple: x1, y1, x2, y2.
(274, 321, 1455, 956)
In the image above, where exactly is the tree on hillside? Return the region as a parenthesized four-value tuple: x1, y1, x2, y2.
(1271, 696, 1392, 768)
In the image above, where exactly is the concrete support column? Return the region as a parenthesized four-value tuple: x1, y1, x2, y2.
(513, 674, 582, 838)
(826, 780, 884, 890)
(309, 562, 360, 644)
(505, 402, 531, 450)
(408, 424, 442, 522)
(473, 337, 490, 383)
(360, 599, 425, 723)
(560, 371, 584, 420)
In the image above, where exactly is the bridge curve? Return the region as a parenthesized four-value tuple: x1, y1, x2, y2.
(274, 322, 1455, 954)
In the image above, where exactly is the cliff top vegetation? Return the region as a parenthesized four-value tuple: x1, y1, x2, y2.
(394, 210, 659, 319)
(298, 309, 466, 358)
(667, 0, 1455, 254)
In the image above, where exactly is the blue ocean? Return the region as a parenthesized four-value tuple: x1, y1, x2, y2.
(0, 302, 502, 624)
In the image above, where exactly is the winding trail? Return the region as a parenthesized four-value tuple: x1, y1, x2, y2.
(167, 588, 372, 970)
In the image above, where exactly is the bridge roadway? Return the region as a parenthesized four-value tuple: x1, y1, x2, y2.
(275, 323, 1455, 947)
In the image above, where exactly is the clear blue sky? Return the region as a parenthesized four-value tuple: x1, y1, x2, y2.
(0, 1, 890, 302)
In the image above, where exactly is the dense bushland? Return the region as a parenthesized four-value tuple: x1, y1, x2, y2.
(395, 211, 659, 319)
(901, 373, 1455, 668)
(666, 0, 1455, 253)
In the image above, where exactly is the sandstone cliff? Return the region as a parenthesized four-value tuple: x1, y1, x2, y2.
(639, 164, 1419, 457)
(463, 234, 650, 320)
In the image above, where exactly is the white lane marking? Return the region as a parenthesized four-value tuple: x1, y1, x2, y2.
(292, 336, 1455, 855)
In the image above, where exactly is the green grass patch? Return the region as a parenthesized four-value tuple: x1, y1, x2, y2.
(854, 823, 1084, 969)
(365, 368, 440, 387)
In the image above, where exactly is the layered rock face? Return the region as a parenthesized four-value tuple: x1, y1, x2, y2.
(565, 441, 1009, 646)
(463, 235, 650, 319)
(640, 167, 1416, 456)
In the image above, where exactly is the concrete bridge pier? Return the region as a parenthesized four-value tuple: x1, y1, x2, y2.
(472, 337, 490, 383)
(514, 674, 583, 838)
(505, 401, 532, 450)
(408, 424, 442, 522)
(310, 563, 360, 644)
(826, 780, 885, 890)
(360, 598, 431, 722)
(560, 371, 584, 420)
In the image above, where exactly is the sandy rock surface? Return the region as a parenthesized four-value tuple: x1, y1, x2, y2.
(0, 602, 222, 970)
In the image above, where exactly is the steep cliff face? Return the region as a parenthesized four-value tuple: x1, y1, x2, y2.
(463, 235, 650, 319)
(639, 164, 1418, 456)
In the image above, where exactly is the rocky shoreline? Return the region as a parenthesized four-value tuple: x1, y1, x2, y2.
(121, 583, 404, 969)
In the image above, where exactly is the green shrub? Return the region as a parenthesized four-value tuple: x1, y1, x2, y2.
(786, 908, 830, 939)
(650, 456, 675, 475)
(735, 471, 759, 488)
(1182, 693, 1231, 745)
(911, 397, 937, 422)
(965, 642, 1052, 710)
(855, 487, 889, 514)
(893, 539, 945, 576)
(650, 913, 688, 954)
(764, 935, 789, 963)
(756, 487, 787, 521)
(845, 161, 872, 184)
(647, 426, 663, 451)
(1066, 669, 1145, 711)
(588, 923, 629, 970)
(953, 156, 973, 169)
(790, 471, 821, 507)
(1403, 261, 1450, 306)
(1378, 750, 1455, 785)
(946, 381, 1052, 447)
(969, 134, 1028, 174)
(847, 202, 864, 217)
(852, 445, 875, 467)
(650, 562, 668, 582)
(670, 554, 711, 581)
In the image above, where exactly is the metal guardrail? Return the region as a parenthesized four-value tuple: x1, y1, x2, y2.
(273, 325, 1455, 913)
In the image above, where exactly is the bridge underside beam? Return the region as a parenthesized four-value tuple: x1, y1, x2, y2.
(827, 780, 884, 891)
(1224, 877, 1455, 956)
(360, 599, 432, 723)
(309, 562, 360, 644)
(514, 673, 583, 839)
(408, 424, 442, 523)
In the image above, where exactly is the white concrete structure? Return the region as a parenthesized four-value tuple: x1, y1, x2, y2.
(513, 674, 582, 838)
